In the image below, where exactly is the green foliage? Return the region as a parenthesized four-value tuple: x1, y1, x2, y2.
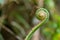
(0, 0, 60, 40)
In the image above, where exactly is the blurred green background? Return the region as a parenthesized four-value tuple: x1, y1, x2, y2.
(0, 0, 60, 40)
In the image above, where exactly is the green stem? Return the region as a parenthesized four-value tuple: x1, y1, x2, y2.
(25, 8, 49, 40)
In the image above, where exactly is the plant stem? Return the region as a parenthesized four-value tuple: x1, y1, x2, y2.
(25, 8, 49, 40)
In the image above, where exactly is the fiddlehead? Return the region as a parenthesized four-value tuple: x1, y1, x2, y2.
(25, 8, 49, 40)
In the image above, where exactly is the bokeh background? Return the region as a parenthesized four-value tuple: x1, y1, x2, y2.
(0, 0, 60, 40)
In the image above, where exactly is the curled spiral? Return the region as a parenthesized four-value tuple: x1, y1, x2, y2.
(25, 8, 49, 40)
